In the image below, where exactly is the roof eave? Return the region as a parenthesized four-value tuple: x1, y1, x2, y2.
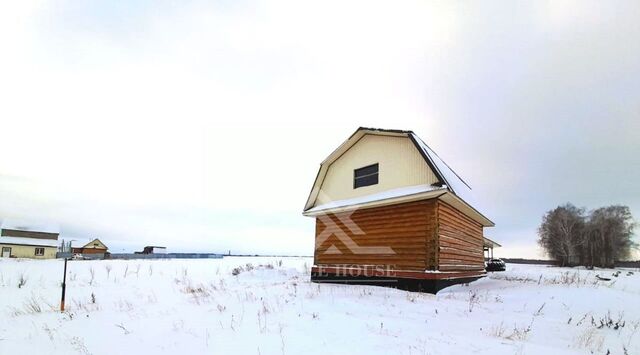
(438, 192, 495, 227)
(483, 237, 502, 248)
(303, 189, 447, 217)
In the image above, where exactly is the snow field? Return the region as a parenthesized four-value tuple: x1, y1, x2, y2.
(0, 257, 638, 355)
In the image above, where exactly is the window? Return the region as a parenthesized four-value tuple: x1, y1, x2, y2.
(354, 163, 379, 189)
(35, 247, 45, 256)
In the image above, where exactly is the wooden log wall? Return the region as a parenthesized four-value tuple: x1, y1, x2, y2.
(437, 201, 485, 271)
(314, 199, 438, 271)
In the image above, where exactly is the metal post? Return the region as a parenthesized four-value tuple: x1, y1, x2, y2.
(61, 258, 68, 312)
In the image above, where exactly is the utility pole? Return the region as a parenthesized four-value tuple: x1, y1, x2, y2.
(60, 238, 78, 312)
(60, 257, 68, 312)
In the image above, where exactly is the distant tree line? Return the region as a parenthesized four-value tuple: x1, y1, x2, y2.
(538, 204, 636, 268)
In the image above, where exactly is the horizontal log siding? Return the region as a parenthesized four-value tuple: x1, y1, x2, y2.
(437, 201, 485, 272)
(314, 199, 437, 271)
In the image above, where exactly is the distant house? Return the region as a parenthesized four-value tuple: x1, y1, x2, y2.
(71, 238, 109, 255)
(136, 246, 167, 254)
(0, 221, 60, 259)
(302, 127, 495, 292)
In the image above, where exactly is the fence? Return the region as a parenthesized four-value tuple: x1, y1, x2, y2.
(56, 252, 224, 260)
(502, 258, 640, 268)
(56, 252, 105, 260)
(109, 253, 223, 260)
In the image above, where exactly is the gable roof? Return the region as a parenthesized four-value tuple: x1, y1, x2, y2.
(71, 238, 108, 250)
(409, 132, 477, 208)
(303, 127, 494, 227)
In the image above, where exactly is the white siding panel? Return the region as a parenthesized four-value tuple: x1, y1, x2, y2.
(315, 134, 438, 206)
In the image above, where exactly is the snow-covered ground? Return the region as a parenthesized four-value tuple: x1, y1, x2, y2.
(0, 257, 638, 355)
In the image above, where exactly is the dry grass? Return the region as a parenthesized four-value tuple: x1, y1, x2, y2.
(10, 294, 52, 316)
(18, 273, 27, 288)
(467, 290, 480, 312)
(575, 327, 605, 352)
(232, 263, 278, 276)
(115, 323, 131, 335)
(488, 319, 534, 341)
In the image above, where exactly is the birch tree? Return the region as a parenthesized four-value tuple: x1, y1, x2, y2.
(584, 205, 635, 268)
(538, 204, 585, 266)
(538, 203, 636, 268)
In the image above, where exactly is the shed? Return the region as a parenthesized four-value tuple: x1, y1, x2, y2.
(302, 127, 495, 292)
(137, 246, 167, 254)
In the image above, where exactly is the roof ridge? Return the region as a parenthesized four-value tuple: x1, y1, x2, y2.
(357, 127, 414, 134)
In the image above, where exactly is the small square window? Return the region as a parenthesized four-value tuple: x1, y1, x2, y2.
(354, 163, 379, 189)
(35, 247, 45, 256)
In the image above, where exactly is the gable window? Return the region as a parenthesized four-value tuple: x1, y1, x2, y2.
(354, 163, 379, 189)
(34, 247, 45, 256)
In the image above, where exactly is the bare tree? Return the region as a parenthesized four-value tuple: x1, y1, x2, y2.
(538, 204, 585, 266)
(539, 203, 636, 268)
(584, 205, 636, 268)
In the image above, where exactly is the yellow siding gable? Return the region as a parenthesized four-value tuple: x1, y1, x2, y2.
(315, 134, 439, 206)
(0, 244, 57, 259)
(83, 239, 108, 249)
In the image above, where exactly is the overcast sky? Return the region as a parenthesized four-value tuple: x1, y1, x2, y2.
(0, 1, 638, 258)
